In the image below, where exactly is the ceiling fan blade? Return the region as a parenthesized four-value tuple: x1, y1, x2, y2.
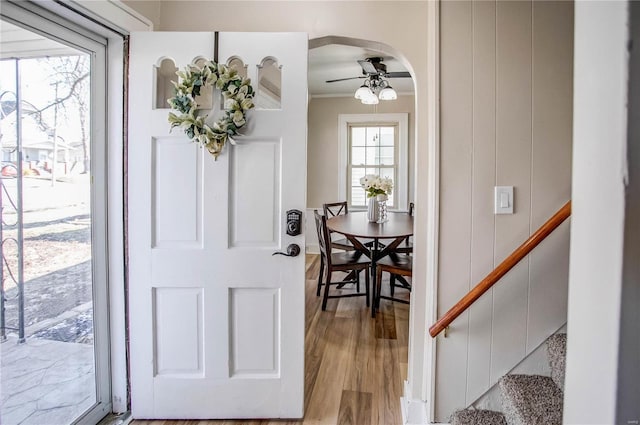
(325, 76, 366, 83)
(386, 71, 412, 78)
(357, 59, 379, 75)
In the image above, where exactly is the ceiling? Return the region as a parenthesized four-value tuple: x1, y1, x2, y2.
(308, 44, 414, 97)
(0, 20, 79, 60)
(1, 20, 414, 98)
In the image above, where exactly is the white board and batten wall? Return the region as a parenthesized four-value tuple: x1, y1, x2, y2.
(436, 1, 573, 420)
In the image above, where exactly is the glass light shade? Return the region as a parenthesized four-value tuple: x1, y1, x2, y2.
(379, 86, 397, 100)
(361, 92, 379, 105)
(354, 85, 372, 100)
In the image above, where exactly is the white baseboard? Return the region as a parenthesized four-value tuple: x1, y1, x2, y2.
(401, 380, 429, 424)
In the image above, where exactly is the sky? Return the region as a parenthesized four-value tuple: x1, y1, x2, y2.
(1, 50, 89, 147)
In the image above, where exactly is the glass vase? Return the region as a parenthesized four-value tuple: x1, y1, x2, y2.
(367, 197, 379, 222)
(376, 194, 388, 223)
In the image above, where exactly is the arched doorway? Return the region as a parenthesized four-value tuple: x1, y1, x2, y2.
(302, 35, 420, 424)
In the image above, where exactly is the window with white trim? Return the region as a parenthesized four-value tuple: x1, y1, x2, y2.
(348, 124, 398, 207)
(339, 113, 409, 211)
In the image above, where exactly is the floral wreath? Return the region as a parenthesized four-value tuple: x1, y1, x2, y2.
(168, 60, 255, 159)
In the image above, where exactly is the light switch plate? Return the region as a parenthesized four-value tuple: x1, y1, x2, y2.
(495, 186, 514, 214)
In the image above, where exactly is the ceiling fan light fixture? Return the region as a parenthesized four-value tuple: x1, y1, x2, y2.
(354, 84, 371, 100)
(361, 92, 379, 105)
(379, 86, 397, 100)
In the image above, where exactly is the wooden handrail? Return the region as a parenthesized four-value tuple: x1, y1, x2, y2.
(429, 200, 572, 338)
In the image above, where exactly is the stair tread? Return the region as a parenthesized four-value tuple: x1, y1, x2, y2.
(546, 333, 567, 391)
(450, 409, 507, 425)
(500, 374, 563, 425)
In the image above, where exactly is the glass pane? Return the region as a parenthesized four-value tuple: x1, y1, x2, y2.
(351, 167, 365, 186)
(365, 167, 380, 177)
(380, 127, 395, 145)
(351, 147, 365, 165)
(155, 58, 178, 109)
(366, 146, 378, 165)
(351, 127, 366, 146)
(351, 186, 366, 207)
(255, 58, 281, 109)
(380, 168, 395, 180)
(379, 146, 395, 165)
(227, 57, 247, 79)
(1, 20, 98, 425)
(366, 127, 379, 146)
(192, 58, 213, 110)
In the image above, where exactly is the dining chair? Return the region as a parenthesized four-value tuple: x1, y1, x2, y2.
(314, 210, 370, 311)
(394, 202, 414, 254)
(322, 201, 356, 251)
(372, 253, 412, 318)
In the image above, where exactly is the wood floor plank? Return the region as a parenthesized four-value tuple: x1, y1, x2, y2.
(374, 302, 397, 340)
(374, 338, 403, 425)
(303, 296, 336, 413)
(335, 290, 364, 319)
(395, 299, 410, 362)
(342, 306, 377, 394)
(336, 390, 373, 425)
(134, 255, 408, 425)
(302, 313, 355, 424)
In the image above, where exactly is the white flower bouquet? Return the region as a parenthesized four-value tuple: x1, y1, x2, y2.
(359, 174, 393, 200)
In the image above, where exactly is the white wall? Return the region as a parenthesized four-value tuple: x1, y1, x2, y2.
(123, 0, 160, 29)
(436, 1, 573, 420)
(564, 1, 629, 424)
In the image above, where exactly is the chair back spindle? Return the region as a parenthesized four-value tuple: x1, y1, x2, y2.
(314, 210, 331, 266)
(323, 201, 348, 218)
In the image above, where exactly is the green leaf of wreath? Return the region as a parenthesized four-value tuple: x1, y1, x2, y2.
(167, 60, 255, 159)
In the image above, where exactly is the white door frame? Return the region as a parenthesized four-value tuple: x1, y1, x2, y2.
(0, 1, 121, 422)
(32, 0, 153, 414)
(402, 2, 440, 424)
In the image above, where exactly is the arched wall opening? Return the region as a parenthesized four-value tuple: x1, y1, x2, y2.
(306, 35, 428, 417)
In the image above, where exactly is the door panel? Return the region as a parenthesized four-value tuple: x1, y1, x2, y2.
(128, 32, 307, 419)
(151, 137, 203, 248)
(229, 140, 280, 247)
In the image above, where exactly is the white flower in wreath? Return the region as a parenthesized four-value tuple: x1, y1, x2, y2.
(167, 60, 255, 159)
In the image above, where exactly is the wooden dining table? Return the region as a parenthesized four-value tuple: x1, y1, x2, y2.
(326, 211, 414, 311)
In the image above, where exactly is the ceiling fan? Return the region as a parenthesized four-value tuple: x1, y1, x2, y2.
(325, 57, 411, 84)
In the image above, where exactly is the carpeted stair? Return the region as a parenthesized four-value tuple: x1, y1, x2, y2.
(450, 333, 567, 425)
(450, 408, 507, 425)
(546, 333, 566, 391)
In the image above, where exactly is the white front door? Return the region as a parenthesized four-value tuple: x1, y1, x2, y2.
(128, 32, 307, 419)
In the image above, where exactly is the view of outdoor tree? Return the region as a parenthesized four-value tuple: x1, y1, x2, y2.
(0, 55, 90, 175)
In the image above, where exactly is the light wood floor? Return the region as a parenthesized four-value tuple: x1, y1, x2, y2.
(134, 254, 410, 425)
